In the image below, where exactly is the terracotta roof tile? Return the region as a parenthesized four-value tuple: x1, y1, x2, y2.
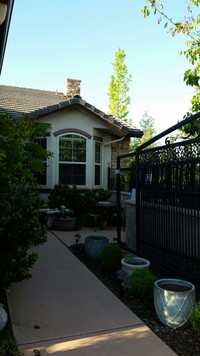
(0, 85, 143, 138)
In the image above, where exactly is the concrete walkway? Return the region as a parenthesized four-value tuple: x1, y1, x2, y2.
(7, 229, 177, 355)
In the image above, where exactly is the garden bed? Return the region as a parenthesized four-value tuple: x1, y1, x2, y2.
(1, 243, 200, 356)
(69, 243, 200, 356)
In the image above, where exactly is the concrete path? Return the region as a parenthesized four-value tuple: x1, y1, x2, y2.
(7, 229, 177, 355)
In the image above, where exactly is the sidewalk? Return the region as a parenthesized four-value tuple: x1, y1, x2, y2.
(7, 228, 177, 355)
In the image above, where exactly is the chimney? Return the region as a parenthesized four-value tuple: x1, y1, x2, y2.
(64, 78, 81, 98)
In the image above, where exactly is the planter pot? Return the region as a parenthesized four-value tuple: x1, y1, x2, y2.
(85, 235, 108, 261)
(53, 217, 76, 231)
(0, 303, 7, 331)
(154, 278, 196, 329)
(121, 256, 150, 275)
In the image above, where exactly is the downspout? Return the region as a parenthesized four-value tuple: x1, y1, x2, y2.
(102, 135, 125, 188)
(102, 135, 125, 243)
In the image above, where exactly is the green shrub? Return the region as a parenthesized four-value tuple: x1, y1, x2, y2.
(48, 183, 83, 216)
(97, 189, 112, 202)
(101, 243, 123, 273)
(82, 189, 112, 205)
(130, 268, 155, 302)
(0, 115, 50, 288)
(190, 302, 200, 335)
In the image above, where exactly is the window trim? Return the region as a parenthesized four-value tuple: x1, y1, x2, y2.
(58, 133, 87, 186)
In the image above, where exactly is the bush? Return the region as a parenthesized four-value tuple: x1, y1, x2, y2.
(82, 189, 112, 205)
(48, 183, 83, 217)
(0, 115, 50, 288)
(101, 243, 123, 273)
(190, 302, 200, 335)
(130, 268, 155, 302)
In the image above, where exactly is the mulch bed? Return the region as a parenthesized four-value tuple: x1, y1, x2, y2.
(69, 243, 200, 356)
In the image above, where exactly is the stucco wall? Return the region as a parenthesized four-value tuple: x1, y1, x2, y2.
(37, 107, 114, 190)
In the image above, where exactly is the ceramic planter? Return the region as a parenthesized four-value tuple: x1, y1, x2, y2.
(85, 235, 109, 261)
(53, 217, 76, 231)
(154, 278, 196, 329)
(121, 256, 150, 275)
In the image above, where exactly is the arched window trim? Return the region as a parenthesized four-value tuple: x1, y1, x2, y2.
(54, 128, 91, 139)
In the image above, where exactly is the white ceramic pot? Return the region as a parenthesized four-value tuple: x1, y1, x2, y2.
(121, 256, 150, 275)
(154, 278, 196, 329)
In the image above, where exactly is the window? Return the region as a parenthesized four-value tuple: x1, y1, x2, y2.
(35, 137, 47, 185)
(59, 134, 86, 185)
(95, 141, 101, 185)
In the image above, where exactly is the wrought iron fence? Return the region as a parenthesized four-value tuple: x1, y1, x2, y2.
(116, 112, 200, 281)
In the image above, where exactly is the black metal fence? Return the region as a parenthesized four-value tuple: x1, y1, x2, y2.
(116, 112, 200, 281)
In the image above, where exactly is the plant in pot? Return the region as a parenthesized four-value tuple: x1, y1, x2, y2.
(53, 205, 77, 231)
(48, 183, 84, 227)
(154, 278, 196, 329)
(121, 255, 150, 275)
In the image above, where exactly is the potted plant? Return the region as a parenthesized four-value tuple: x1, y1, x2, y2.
(53, 205, 76, 231)
(121, 255, 150, 275)
(48, 183, 84, 226)
(85, 235, 109, 261)
(154, 278, 196, 329)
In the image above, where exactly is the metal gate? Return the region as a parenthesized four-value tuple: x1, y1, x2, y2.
(117, 112, 200, 281)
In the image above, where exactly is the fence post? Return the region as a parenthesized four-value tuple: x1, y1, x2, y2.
(135, 149, 140, 252)
(116, 156, 121, 243)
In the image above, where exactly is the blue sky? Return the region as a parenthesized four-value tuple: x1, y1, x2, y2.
(0, 0, 196, 134)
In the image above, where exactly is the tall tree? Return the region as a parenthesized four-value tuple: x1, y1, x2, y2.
(130, 110, 157, 151)
(108, 48, 132, 120)
(141, 1, 200, 116)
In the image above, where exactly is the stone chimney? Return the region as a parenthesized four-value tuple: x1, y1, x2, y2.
(64, 78, 81, 98)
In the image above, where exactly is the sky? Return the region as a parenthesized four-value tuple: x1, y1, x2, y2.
(0, 0, 197, 135)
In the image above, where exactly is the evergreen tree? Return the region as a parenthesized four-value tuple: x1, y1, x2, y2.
(108, 48, 132, 120)
(0, 114, 50, 287)
(130, 111, 157, 151)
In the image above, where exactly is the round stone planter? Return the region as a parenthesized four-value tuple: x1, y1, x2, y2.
(85, 235, 108, 261)
(154, 278, 196, 329)
(53, 217, 76, 231)
(121, 256, 150, 275)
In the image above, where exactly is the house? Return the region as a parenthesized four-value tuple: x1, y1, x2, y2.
(0, 79, 143, 196)
(0, 0, 15, 74)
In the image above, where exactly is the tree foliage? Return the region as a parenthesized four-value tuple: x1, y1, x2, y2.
(108, 48, 132, 120)
(0, 114, 50, 287)
(141, 0, 200, 115)
(130, 111, 157, 152)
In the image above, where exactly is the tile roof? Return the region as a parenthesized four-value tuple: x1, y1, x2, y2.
(0, 85, 143, 137)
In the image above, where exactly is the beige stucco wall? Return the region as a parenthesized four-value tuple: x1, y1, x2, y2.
(37, 107, 115, 190)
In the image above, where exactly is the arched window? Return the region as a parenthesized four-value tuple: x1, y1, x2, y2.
(59, 134, 86, 185)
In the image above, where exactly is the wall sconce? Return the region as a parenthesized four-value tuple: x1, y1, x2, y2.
(0, 2, 7, 26)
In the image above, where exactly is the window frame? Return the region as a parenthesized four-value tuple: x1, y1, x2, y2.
(58, 133, 87, 186)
